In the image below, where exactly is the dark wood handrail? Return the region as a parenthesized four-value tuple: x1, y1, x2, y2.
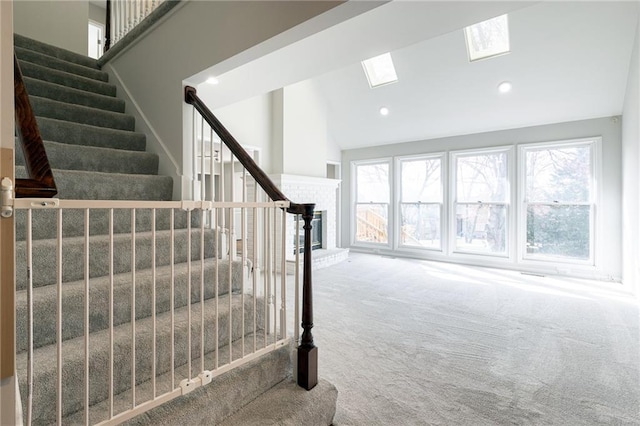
(14, 54, 57, 198)
(185, 85, 317, 390)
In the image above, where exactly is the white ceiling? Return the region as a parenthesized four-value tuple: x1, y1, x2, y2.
(312, 1, 639, 149)
(198, 1, 638, 151)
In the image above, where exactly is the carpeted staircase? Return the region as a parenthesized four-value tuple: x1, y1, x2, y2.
(13, 34, 336, 425)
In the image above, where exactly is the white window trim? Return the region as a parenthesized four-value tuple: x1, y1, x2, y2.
(517, 137, 601, 268)
(449, 146, 515, 259)
(351, 158, 393, 249)
(395, 153, 446, 252)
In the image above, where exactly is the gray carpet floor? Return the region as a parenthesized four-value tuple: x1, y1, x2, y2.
(311, 253, 639, 425)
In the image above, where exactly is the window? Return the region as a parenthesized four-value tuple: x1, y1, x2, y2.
(453, 149, 510, 255)
(464, 14, 510, 61)
(354, 161, 390, 244)
(399, 155, 443, 250)
(361, 53, 398, 88)
(522, 141, 595, 263)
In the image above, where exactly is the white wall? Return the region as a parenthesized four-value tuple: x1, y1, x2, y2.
(342, 117, 623, 281)
(213, 93, 273, 173)
(106, 1, 344, 198)
(282, 80, 327, 178)
(13, 0, 88, 55)
(622, 15, 640, 296)
(88, 3, 106, 27)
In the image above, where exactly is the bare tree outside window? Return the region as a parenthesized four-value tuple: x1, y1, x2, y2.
(400, 157, 442, 249)
(355, 162, 390, 244)
(524, 144, 592, 261)
(455, 151, 509, 254)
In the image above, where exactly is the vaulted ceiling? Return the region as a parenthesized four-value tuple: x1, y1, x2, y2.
(197, 1, 639, 151)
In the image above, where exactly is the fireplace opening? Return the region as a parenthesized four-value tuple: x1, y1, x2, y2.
(294, 211, 323, 254)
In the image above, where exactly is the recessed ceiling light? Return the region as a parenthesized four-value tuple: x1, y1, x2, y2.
(497, 81, 512, 93)
(206, 76, 219, 85)
(379, 107, 390, 116)
(362, 53, 398, 88)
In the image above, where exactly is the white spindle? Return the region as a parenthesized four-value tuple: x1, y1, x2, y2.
(280, 208, 287, 340)
(56, 209, 63, 425)
(109, 208, 115, 418)
(214, 207, 220, 370)
(84, 209, 90, 425)
(252, 206, 258, 353)
(131, 209, 136, 407)
(187, 209, 192, 378)
(200, 209, 205, 373)
(200, 117, 205, 201)
(192, 106, 197, 201)
(151, 209, 157, 397)
(170, 208, 175, 389)
(26, 209, 33, 426)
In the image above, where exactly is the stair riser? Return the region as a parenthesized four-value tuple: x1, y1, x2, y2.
(18, 297, 265, 424)
(37, 117, 146, 151)
(16, 229, 218, 290)
(15, 34, 100, 69)
(15, 140, 158, 177)
(14, 205, 191, 242)
(15, 46, 108, 82)
(24, 77, 125, 113)
(16, 260, 247, 352)
(16, 166, 174, 200)
(31, 96, 134, 131)
(19, 60, 115, 97)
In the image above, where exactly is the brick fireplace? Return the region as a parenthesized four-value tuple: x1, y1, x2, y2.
(270, 174, 349, 272)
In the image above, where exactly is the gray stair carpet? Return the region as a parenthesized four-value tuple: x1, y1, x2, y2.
(12, 34, 298, 426)
(14, 34, 336, 426)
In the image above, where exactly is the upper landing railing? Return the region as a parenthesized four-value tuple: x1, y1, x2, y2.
(184, 86, 318, 390)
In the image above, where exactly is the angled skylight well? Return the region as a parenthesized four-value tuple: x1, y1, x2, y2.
(465, 14, 510, 62)
(362, 52, 398, 88)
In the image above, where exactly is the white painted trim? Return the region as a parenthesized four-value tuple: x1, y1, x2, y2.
(517, 137, 601, 270)
(269, 173, 341, 188)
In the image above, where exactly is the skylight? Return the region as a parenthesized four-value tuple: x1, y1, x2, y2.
(464, 14, 510, 61)
(362, 52, 398, 88)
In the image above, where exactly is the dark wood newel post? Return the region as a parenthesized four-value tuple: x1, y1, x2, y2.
(298, 202, 318, 390)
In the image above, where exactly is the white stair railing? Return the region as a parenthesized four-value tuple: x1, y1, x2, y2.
(107, 0, 165, 49)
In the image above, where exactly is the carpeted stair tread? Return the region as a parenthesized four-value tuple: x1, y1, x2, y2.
(70, 333, 282, 426)
(16, 258, 247, 352)
(30, 96, 134, 131)
(15, 46, 108, 82)
(19, 60, 116, 97)
(14, 33, 99, 69)
(23, 77, 125, 113)
(16, 227, 217, 290)
(14, 206, 200, 241)
(16, 139, 157, 174)
(123, 344, 291, 426)
(37, 117, 146, 151)
(17, 293, 264, 424)
(218, 379, 338, 426)
(16, 166, 172, 200)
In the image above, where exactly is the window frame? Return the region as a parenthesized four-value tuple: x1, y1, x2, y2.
(518, 138, 600, 266)
(395, 153, 446, 252)
(351, 158, 393, 248)
(449, 146, 514, 258)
